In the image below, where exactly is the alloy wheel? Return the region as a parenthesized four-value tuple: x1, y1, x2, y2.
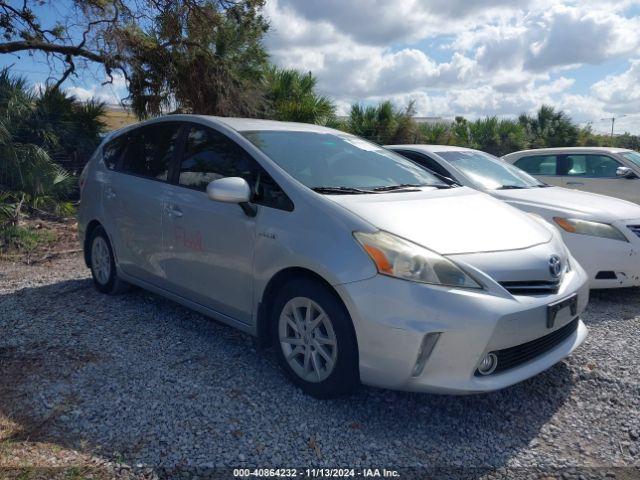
(278, 296, 338, 383)
(91, 236, 111, 285)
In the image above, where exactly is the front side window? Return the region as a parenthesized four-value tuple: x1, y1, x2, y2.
(514, 155, 558, 176)
(437, 150, 545, 190)
(178, 125, 292, 210)
(622, 151, 640, 168)
(564, 154, 621, 178)
(241, 131, 444, 191)
(120, 123, 181, 181)
(396, 150, 453, 179)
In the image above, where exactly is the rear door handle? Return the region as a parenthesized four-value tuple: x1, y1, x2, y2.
(165, 205, 183, 218)
(566, 182, 584, 186)
(105, 187, 116, 199)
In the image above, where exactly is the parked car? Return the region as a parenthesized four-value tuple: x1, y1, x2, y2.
(387, 144, 640, 289)
(79, 116, 588, 397)
(502, 147, 640, 204)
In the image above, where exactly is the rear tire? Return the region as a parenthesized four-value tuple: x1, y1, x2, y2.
(271, 278, 359, 398)
(88, 226, 129, 294)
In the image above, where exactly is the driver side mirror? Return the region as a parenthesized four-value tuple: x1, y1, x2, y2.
(206, 177, 257, 217)
(616, 166, 636, 179)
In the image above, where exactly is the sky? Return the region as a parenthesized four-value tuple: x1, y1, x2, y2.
(3, 0, 640, 134)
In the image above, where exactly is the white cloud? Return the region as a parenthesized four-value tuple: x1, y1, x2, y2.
(591, 59, 640, 113)
(65, 73, 127, 105)
(264, 0, 640, 132)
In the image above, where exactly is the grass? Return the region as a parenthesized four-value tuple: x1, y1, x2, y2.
(0, 225, 56, 256)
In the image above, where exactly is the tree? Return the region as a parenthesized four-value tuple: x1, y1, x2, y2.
(0, 68, 105, 219)
(518, 105, 578, 148)
(346, 101, 417, 145)
(264, 67, 335, 125)
(126, 0, 269, 118)
(466, 117, 526, 156)
(0, 1, 270, 117)
(417, 121, 453, 145)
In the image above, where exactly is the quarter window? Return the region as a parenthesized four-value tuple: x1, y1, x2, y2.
(102, 135, 127, 170)
(564, 154, 621, 178)
(514, 155, 558, 175)
(178, 125, 293, 211)
(120, 123, 181, 181)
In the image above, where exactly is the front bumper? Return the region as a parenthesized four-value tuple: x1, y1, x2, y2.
(564, 219, 640, 289)
(335, 266, 589, 394)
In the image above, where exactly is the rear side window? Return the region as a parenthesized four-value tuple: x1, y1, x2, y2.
(178, 125, 293, 211)
(514, 155, 558, 175)
(102, 136, 127, 170)
(564, 154, 621, 178)
(120, 123, 181, 181)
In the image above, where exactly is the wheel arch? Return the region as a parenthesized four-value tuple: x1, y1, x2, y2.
(256, 267, 358, 354)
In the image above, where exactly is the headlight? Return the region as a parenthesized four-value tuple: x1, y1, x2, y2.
(553, 217, 628, 242)
(353, 231, 482, 289)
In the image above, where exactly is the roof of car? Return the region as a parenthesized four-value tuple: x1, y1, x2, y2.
(386, 144, 476, 153)
(208, 116, 337, 133)
(503, 146, 632, 157)
(109, 114, 340, 138)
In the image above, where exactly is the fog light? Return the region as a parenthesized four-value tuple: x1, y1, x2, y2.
(477, 352, 498, 375)
(411, 332, 441, 377)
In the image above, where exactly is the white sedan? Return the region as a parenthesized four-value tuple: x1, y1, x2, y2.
(388, 144, 640, 289)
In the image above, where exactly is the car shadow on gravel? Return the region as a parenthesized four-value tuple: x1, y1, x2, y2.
(0, 277, 579, 471)
(585, 287, 640, 324)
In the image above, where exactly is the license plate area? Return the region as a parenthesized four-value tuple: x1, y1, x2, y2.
(547, 294, 577, 328)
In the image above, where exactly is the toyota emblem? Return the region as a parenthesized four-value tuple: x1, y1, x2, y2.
(549, 255, 563, 278)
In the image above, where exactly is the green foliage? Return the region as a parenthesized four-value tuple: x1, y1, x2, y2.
(126, 0, 270, 118)
(0, 68, 97, 221)
(264, 67, 336, 125)
(347, 101, 418, 145)
(0, 223, 56, 255)
(518, 105, 578, 148)
(418, 121, 453, 145)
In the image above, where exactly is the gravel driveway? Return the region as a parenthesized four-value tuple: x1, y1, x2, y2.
(1, 253, 639, 479)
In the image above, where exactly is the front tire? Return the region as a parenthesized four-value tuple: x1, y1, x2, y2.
(271, 278, 359, 398)
(88, 226, 128, 294)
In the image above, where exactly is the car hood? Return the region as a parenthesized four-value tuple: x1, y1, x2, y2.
(327, 187, 552, 255)
(492, 186, 640, 221)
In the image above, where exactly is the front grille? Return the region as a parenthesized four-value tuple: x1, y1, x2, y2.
(476, 318, 579, 376)
(499, 280, 560, 295)
(628, 225, 640, 238)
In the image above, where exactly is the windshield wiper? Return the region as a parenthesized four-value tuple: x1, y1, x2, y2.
(372, 183, 452, 192)
(312, 186, 379, 195)
(496, 185, 528, 190)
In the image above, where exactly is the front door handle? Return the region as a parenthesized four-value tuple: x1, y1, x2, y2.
(566, 182, 584, 186)
(165, 205, 183, 218)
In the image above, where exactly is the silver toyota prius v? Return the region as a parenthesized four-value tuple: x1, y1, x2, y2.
(78, 115, 589, 398)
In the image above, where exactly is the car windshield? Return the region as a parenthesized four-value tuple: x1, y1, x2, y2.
(621, 151, 640, 168)
(437, 150, 546, 190)
(241, 131, 445, 193)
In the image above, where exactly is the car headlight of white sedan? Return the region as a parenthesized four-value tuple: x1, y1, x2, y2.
(553, 217, 629, 242)
(354, 230, 482, 289)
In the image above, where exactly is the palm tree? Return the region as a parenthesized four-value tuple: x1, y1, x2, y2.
(519, 105, 578, 148)
(466, 117, 526, 156)
(347, 101, 417, 145)
(264, 67, 336, 125)
(0, 68, 101, 222)
(418, 121, 452, 145)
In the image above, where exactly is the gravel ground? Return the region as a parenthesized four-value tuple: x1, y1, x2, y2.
(1, 253, 639, 479)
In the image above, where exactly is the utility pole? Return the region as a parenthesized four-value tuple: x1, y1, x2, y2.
(601, 115, 627, 145)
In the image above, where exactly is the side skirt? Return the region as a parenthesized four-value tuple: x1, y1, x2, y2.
(117, 270, 257, 336)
